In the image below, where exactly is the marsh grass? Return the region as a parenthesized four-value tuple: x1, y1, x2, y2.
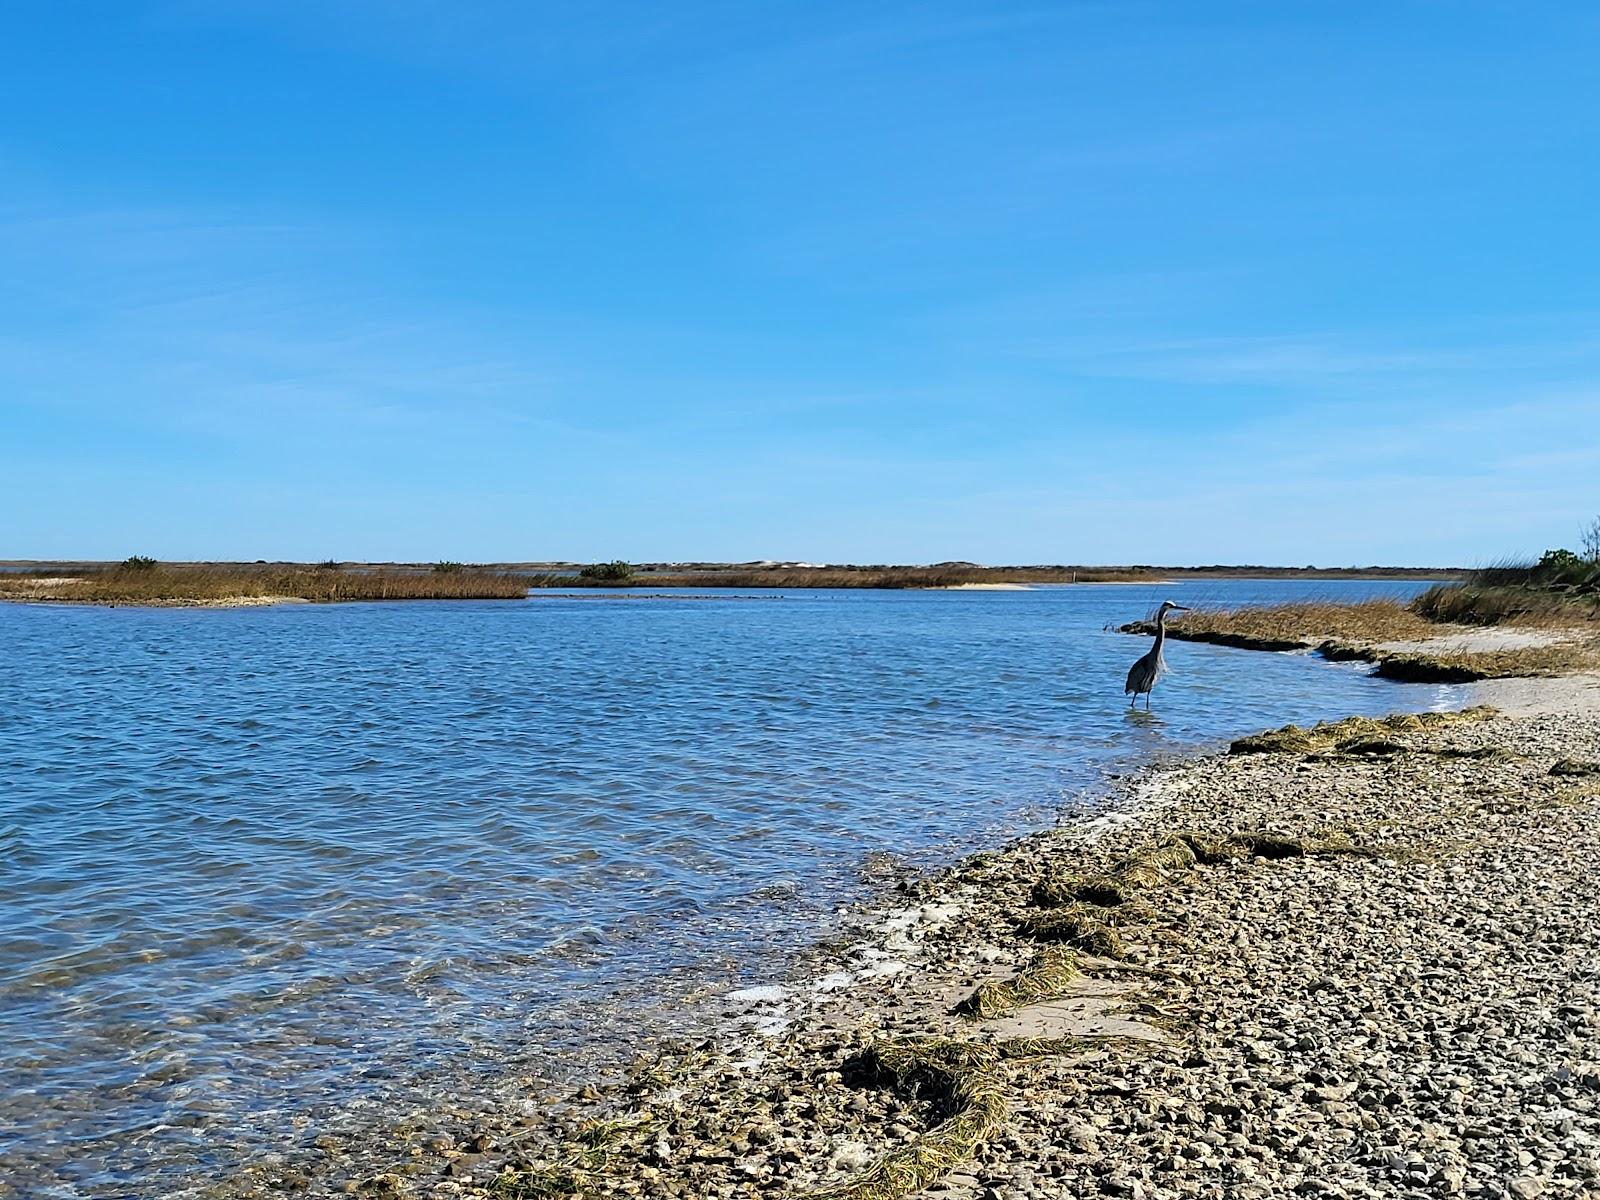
(1128, 599, 1437, 649)
(0, 566, 529, 604)
(1372, 642, 1600, 681)
(1126, 593, 1600, 681)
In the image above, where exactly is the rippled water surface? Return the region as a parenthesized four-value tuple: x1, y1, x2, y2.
(0, 582, 1463, 1195)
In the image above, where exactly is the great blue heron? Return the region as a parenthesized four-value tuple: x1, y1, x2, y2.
(1125, 600, 1190, 709)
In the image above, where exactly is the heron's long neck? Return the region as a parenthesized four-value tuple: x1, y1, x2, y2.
(1153, 609, 1168, 652)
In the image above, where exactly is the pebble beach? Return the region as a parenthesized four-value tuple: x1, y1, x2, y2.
(215, 671, 1600, 1200)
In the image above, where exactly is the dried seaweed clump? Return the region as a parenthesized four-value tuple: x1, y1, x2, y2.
(811, 1035, 1133, 1200)
(1027, 825, 1380, 938)
(1030, 874, 1132, 909)
(808, 1040, 1008, 1200)
(1229, 707, 1496, 756)
(1551, 758, 1600, 777)
(1334, 736, 1411, 757)
(1172, 828, 1378, 863)
(954, 947, 1080, 1019)
(492, 1115, 648, 1198)
(1110, 839, 1198, 887)
(1015, 906, 1126, 959)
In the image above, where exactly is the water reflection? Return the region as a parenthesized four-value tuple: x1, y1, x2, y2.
(0, 580, 1460, 1194)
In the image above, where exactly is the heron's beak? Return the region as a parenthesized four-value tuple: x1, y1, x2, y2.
(1171, 605, 1191, 612)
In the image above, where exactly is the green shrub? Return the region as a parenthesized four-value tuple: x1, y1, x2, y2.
(1538, 548, 1584, 578)
(433, 561, 464, 574)
(121, 555, 158, 571)
(579, 560, 635, 581)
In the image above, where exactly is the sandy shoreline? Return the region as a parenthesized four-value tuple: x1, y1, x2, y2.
(208, 671, 1600, 1200)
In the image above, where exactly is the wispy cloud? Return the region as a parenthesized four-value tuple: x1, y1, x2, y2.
(1028, 330, 1600, 387)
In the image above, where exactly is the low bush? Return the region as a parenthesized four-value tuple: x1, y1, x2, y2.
(578, 560, 636, 582)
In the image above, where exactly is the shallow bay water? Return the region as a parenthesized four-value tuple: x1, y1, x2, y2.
(0, 581, 1463, 1195)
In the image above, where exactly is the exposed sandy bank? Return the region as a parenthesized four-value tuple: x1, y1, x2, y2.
(0, 592, 309, 608)
(3, 576, 78, 587)
(0, 576, 307, 608)
(137, 595, 310, 608)
(1468, 671, 1600, 717)
(1378, 627, 1577, 655)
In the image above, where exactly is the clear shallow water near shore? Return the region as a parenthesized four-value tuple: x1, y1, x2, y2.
(0, 581, 1464, 1195)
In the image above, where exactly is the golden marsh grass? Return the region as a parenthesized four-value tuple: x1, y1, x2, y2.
(0, 566, 529, 605)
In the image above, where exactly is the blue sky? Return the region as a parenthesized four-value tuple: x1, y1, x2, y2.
(3, 1, 1598, 565)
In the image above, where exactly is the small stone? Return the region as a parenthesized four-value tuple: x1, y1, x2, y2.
(1433, 1164, 1466, 1193)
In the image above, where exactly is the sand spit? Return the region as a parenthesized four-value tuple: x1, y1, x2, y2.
(0, 592, 308, 608)
(130, 595, 309, 608)
(937, 583, 1035, 591)
(217, 695, 1600, 1200)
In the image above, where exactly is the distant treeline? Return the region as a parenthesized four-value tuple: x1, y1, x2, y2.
(525, 565, 1157, 588)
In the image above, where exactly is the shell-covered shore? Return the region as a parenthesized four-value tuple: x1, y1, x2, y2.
(221, 697, 1600, 1200)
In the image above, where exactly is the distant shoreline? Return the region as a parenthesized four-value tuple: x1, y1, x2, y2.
(0, 561, 1467, 580)
(0, 561, 1463, 607)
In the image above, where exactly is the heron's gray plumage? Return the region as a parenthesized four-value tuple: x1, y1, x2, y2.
(1125, 600, 1188, 708)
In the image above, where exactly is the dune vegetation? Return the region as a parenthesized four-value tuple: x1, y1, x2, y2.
(1412, 550, 1600, 625)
